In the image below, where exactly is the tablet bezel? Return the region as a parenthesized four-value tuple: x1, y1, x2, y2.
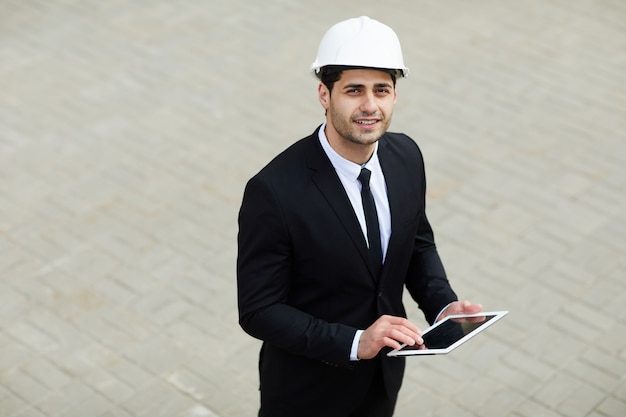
(387, 310, 508, 356)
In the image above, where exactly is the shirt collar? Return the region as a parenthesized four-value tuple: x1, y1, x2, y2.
(318, 123, 381, 181)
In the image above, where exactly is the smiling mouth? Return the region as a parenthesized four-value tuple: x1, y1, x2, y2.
(355, 120, 378, 125)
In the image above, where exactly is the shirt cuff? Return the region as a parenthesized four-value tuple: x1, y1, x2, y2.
(434, 302, 453, 323)
(350, 330, 364, 361)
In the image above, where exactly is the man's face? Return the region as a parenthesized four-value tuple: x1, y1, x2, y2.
(319, 69, 398, 147)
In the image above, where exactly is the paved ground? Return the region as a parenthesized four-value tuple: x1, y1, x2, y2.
(1, 0, 625, 416)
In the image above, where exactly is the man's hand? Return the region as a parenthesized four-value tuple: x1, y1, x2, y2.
(357, 315, 422, 360)
(437, 300, 483, 322)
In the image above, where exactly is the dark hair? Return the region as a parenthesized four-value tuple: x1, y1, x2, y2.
(320, 65, 398, 94)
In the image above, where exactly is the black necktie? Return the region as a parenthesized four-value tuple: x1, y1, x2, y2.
(358, 168, 382, 276)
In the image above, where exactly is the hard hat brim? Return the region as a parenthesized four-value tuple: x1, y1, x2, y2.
(312, 65, 408, 80)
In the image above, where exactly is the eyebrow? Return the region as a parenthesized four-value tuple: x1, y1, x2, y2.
(342, 82, 393, 90)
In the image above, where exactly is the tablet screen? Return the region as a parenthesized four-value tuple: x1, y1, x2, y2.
(388, 311, 507, 356)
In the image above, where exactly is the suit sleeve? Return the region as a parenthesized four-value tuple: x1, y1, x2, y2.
(405, 213, 458, 324)
(237, 175, 356, 367)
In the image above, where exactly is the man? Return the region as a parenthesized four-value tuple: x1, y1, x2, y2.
(237, 16, 482, 417)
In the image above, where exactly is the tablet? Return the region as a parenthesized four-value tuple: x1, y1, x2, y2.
(387, 311, 508, 356)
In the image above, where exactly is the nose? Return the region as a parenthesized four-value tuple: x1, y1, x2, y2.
(360, 92, 378, 114)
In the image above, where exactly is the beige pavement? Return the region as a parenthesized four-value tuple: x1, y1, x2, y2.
(1, 1, 625, 416)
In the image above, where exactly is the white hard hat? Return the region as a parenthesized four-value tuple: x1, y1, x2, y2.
(310, 16, 409, 78)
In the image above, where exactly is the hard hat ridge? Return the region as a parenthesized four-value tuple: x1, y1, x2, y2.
(310, 16, 409, 79)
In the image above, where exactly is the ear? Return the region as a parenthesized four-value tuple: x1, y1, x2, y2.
(318, 83, 330, 110)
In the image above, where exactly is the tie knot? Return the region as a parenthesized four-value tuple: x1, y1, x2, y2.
(358, 168, 372, 189)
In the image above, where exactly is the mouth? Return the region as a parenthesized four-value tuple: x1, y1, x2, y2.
(354, 119, 380, 128)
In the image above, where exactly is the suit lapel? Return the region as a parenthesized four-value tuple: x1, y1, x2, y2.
(306, 131, 375, 279)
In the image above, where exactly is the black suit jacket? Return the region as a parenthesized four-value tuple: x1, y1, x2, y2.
(237, 126, 458, 416)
